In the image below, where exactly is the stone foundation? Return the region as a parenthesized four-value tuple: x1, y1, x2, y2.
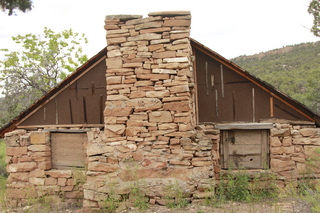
(4, 122, 320, 208)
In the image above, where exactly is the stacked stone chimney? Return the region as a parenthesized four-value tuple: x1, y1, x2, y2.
(104, 11, 195, 150)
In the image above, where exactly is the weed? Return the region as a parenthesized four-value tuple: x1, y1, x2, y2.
(292, 147, 320, 212)
(0, 140, 7, 178)
(205, 170, 278, 207)
(165, 180, 189, 209)
(0, 176, 7, 210)
(101, 182, 124, 212)
(129, 181, 149, 210)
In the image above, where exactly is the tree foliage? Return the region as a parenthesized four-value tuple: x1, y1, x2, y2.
(0, 28, 88, 126)
(232, 41, 320, 115)
(308, 0, 320, 37)
(0, 0, 32, 15)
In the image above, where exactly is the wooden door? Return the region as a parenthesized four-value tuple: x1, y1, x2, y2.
(51, 133, 87, 169)
(221, 130, 269, 169)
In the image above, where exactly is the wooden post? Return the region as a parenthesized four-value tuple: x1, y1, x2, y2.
(252, 88, 255, 122)
(205, 62, 209, 96)
(83, 96, 87, 124)
(69, 99, 73, 124)
(91, 81, 95, 96)
(232, 91, 236, 121)
(220, 64, 225, 98)
(215, 90, 219, 117)
(55, 98, 59, 124)
(43, 107, 46, 122)
(100, 94, 104, 124)
(270, 97, 274, 117)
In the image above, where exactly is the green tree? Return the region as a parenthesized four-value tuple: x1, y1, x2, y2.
(0, 28, 88, 126)
(0, 0, 32, 15)
(308, 0, 320, 37)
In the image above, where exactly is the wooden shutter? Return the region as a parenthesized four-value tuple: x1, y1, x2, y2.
(51, 133, 86, 169)
(221, 129, 269, 169)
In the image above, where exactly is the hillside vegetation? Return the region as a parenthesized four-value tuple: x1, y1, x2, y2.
(232, 41, 320, 115)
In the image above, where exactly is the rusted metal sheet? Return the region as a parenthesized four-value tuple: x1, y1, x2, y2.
(18, 57, 106, 126)
(192, 42, 318, 124)
(0, 47, 108, 137)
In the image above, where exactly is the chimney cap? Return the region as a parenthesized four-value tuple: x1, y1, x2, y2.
(105, 14, 143, 21)
(148, 11, 191, 17)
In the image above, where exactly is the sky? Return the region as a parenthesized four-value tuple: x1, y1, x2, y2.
(0, 0, 319, 60)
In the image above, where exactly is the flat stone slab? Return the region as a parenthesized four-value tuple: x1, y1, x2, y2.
(148, 11, 191, 17)
(105, 14, 142, 21)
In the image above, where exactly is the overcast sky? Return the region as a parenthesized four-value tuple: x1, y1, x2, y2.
(0, 0, 319, 60)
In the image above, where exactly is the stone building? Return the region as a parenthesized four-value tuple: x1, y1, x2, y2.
(1, 11, 320, 209)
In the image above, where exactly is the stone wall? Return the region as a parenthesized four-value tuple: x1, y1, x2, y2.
(4, 130, 85, 207)
(4, 10, 320, 210)
(270, 123, 320, 185)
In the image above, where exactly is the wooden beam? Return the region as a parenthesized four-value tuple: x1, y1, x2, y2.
(83, 96, 87, 124)
(252, 88, 255, 122)
(55, 98, 59, 125)
(17, 124, 104, 129)
(215, 123, 273, 130)
(270, 97, 274, 117)
(205, 62, 209, 96)
(69, 99, 73, 124)
(215, 90, 219, 118)
(232, 91, 236, 122)
(220, 64, 225, 98)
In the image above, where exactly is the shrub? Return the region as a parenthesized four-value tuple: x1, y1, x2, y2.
(0, 140, 7, 178)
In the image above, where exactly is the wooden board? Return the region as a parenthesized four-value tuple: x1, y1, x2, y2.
(51, 133, 87, 169)
(221, 129, 269, 169)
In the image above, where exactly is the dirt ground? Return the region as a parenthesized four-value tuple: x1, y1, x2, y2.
(1, 197, 313, 213)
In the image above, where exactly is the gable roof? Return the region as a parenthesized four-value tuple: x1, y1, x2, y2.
(0, 46, 108, 137)
(191, 38, 320, 126)
(1, 39, 319, 137)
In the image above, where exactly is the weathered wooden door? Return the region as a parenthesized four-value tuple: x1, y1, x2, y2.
(220, 130, 269, 169)
(51, 133, 87, 169)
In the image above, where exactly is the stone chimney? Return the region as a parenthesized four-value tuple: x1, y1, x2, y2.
(104, 11, 195, 142)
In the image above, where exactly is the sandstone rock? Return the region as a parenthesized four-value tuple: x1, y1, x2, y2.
(128, 33, 162, 41)
(8, 172, 29, 182)
(149, 111, 172, 123)
(88, 162, 118, 172)
(45, 170, 72, 178)
(163, 19, 191, 27)
(299, 128, 317, 137)
(163, 101, 190, 112)
(146, 90, 170, 98)
(6, 147, 28, 156)
(127, 98, 162, 111)
(270, 136, 282, 147)
(106, 58, 123, 69)
(28, 145, 50, 152)
(106, 76, 122, 85)
(30, 131, 50, 145)
(29, 177, 45, 186)
(7, 162, 37, 172)
(87, 143, 115, 156)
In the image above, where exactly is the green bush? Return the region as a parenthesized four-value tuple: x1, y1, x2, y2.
(0, 140, 7, 178)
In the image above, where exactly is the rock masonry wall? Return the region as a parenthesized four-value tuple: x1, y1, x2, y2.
(4, 10, 320, 210)
(83, 11, 218, 209)
(4, 130, 84, 207)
